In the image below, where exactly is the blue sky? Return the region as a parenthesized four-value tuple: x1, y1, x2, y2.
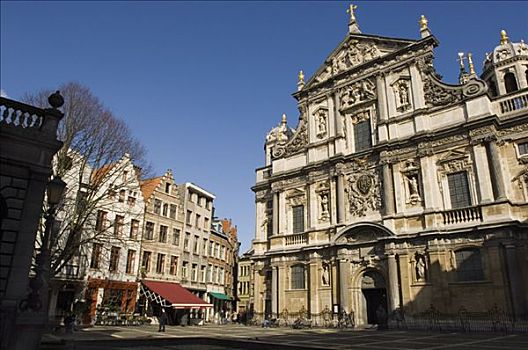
(1, 1, 526, 252)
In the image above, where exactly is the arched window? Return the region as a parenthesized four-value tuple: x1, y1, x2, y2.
(455, 248, 484, 281)
(291, 264, 306, 289)
(504, 72, 518, 93)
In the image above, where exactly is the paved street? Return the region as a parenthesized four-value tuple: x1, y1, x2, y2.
(42, 324, 528, 350)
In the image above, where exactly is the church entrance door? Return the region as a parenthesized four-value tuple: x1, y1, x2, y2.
(360, 271, 387, 325)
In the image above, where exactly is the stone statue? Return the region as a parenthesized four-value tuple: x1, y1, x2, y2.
(416, 255, 426, 281)
(321, 193, 329, 213)
(317, 112, 327, 136)
(322, 264, 330, 285)
(408, 176, 419, 195)
(399, 83, 409, 106)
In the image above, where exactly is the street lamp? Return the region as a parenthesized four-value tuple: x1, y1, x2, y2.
(19, 176, 66, 312)
(46, 176, 67, 206)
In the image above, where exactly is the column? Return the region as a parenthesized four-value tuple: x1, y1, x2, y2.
(309, 259, 319, 317)
(387, 254, 400, 312)
(376, 74, 388, 121)
(505, 245, 524, 319)
(338, 259, 349, 312)
(271, 266, 278, 318)
(272, 192, 279, 235)
(335, 93, 343, 136)
(382, 162, 395, 216)
(336, 173, 346, 224)
(486, 141, 507, 200)
(306, 182, 312, 229)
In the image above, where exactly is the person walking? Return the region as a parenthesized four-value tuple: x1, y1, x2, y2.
(159, 309, 168, 332)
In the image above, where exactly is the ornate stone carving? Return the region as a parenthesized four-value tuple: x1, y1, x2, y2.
(331, 40, 381, 76)
(430, 134, 468, 148)
(345, 168, 381, 217)
(272, 106, 309, 159)
(349, 109, 372, 125)
(423, 74, 462, 107)
(437, 149, 473, 174)
(286, 188, 306, 206)
(315, 181, 330, 222)
(339, 79, 376, 110)
(497, 124, 528, 137)
(462, 79, 488, 97)
(255, 190, 269, 201)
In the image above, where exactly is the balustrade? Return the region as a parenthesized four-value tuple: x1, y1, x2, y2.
(496, 91, 528, 114)
(442, 206, 482, 225)
(285, 233, 307, 246)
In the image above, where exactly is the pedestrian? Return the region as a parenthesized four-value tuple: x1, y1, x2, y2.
(158, 309, 168, 332)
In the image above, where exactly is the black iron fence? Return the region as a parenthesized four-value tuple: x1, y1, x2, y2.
(248, 304, 528, 333)
(389, 305, 528, 333)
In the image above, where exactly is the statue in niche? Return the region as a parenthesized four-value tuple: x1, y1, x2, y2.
(398, 82, 410, 106)
(406, 174, 421, 205)
(322, 264, 330, 286)
(408, 176, 419, 195)
(415, 254, 426, 281)
(319, 192, 330, 221)
(317, 112, 327, 138)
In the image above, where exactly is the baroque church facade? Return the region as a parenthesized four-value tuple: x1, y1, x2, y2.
(250, 7, 528, 326)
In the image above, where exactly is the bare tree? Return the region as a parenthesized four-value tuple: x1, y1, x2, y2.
(24, 82, 151, 279)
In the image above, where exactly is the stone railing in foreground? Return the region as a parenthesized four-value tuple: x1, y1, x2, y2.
(0, 93, 63, 137)
(442, 205, 483, 225)
(495, 89, 528, 115)
(285, 232, 307, 246)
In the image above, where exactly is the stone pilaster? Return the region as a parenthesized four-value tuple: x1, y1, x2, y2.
(336, 170, 346, 224)
(382, 162, 395, 216)
(272, 192, 279, 235)
(338, 259, 349, 312)
(271, 266, 278, 318)
(505, 245, 525, 319)
(387, 254, 400, 312)
(486, 141, 507, 200)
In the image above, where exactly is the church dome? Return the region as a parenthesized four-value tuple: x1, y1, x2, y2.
(483, 30, 528, 68)
(265, 114, 294, 144)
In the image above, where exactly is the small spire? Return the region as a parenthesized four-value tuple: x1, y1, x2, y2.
(297, 70, 305, 91)
(500, 30, 510, 45)
(281, 114, 287, 125)
(347, 3, 361, 33)
(467, 53, 476, 76)
(419, 15, 431, 38)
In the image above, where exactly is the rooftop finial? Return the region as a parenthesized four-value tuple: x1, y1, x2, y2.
(500, 30, 510, 45)
(419, 15, 431, 38)
(467, 53, 476, 76)
(281, 113, 287, 125)
(297, 70, 305, 91)
(347, 3, 361, 33)
(457, 52, 466, 70)
(457, 52, 469, 84)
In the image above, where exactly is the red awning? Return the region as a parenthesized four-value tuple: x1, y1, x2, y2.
(142, 280, 212, 309)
